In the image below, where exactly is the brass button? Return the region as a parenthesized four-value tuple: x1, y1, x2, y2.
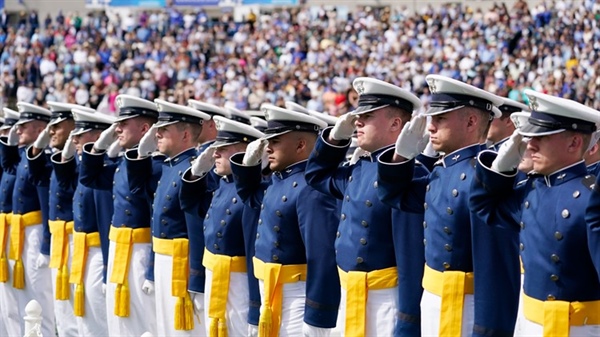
(365, 200, 372, 207)
(161, 219, 167, 225)
(422, 221, 427, 229)
(426, 184, 430, 192)
(261, 204, 264, 209)
(282, 196, 287, 202)
(292, 182, 298, 187)
(356, 257, 363, 264)
(172, 182, 177, 187)
(125, 196, 131, 201)
(361, 220, 368, 227)
(258, 219, 262, 225)
(256, 233, 260, 239)
(336, 231, 340, 238)
(554, 231, 563, 240)
(216, 232, 222, 238)
(443, 262, 450, 269)
(226, 209, 231, 215)
(341, 214, 346, 220)
(550, 274, 559, 281)
(272, 255, 279, 261)
(446, 207, 453, 215)
(460, 173, 466, 180)
(524, 201, 530, 208)
(573, 190, 580, 198)
(349, 176, 353, 182)
(232, 198, 237, 204)
(213, 244, 219, 250)
(162, 207, 167, 213)
(373, 181, 378, 189)
(203, 226, 206, 231)
(444, 244, 452, 251)
(360, 238, 367, 245)
(452, 189, 458, 197)
(125, 209, 131, 216)
(160, 232, 166, 238)
(346, 195, 350, 202)
(423, 239, 427, 245)
(274, 241, 279, 247)
(547, 294, 555, 300)
(551, 254, 560, 263)
(274, 226, 280, 232)
(205, 214, 209, 219)
(561, 209, 569, 218)
(520, 222, 525, 230)
(220, 220, 226, 226)
(443, 226, 451, 234)
(275, 210, 282, 217)
(520, 243, 524, 251)
(424, 203, 428, 210)
(116, 168, 120, 173)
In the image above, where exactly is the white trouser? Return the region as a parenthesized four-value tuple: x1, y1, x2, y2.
(155, 252, 206, 336)
(106, 240, 157, 337)
(258, 279, 306, 337)
(204, 269, 250, 337)
(336, 286, 397, 336)
(0, 236, 21, 337)
(75, 247, 108, 336)
(514, 273, 525, 337)
(50, 234, 78, 337)
(420, 289, 474, 337)
(8, 224, 55, 337)
(521, 319, 600, 336)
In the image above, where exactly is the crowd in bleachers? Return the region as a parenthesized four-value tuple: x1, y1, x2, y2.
(2, 0, 600, 117)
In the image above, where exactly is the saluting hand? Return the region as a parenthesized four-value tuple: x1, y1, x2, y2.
(138, 124, 158, 158)
(106, 139, 122, 159)
(243, 138, 268, 166)
(491, 130, 529, 173)
(93, 123, 118, 151)
(7, 125, 19, 146)
(190, 147, 216, 177)
(61, 132, 76, 161)
(394, 114, 429, 160)
(330, 113, 357, 141)
(33, 124, 51, 149)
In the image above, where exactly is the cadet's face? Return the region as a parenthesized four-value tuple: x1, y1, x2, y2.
(49, 119, 74, 150)
(428, 110, 467, 153)
(354, 110, 398, 152)
(156, 124, 183, 157)
(115, 117, 149, 149)
(266, 133, 298, 172)
(72, 131, 100, 155)
(527, 133, 571, 175)
(16, 121, 44, 146)
(213, 143, 245, 176)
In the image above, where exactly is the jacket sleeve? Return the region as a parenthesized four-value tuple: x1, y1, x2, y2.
(0, 138, 20, 175)
(79, 142, 119, 190)
(297, 186, 341, 328)
(586, 176, 600, 280)
(230, 152, 268, 209)
(26, 146, 52, 186)
(377, 148, 427, 213)
(124, 149, 157, 201)
(51, 152, 78, 190)
(304, 128, 352, 199)
(242, 205, 262, 325)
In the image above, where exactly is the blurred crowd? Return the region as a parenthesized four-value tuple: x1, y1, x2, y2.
(1, 0, 600, 116)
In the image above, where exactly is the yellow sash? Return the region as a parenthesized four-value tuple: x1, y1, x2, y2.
(49, 220, 74, 300)
(523, 293, 600, 336)
(8, 211, 42, 289)
(422, 264, 474, 337)
(69, 231, 101, 317)
(338, 266, 398, 336)
(0, 213, 12, 283)
(203, 248, 247, 337)
(253, 257, 307, 337)
(108, 226, 151, 317)
(153, 237, 195, 331)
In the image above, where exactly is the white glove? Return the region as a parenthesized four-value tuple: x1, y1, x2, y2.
(190, 291, 204, 312)
(191, 147, 215, 177)
(102, 283, 107, 295)
(491, 130, 529, 173)
(302, 322, 331, 337)
(106, 139, 122, 158)
(395, 115, 429, 160)
(422, 137, 438, 157)
(261, 150, 270, 171)
(61, 133, 76, 160)
(138, 124, 158, 158)
(330, 113, 357, 141)
(33, 125, 51, 149)
(35, 254, 50, 270)
(93, 123, 118, 151)
(349, 147, 368, 165)
(141, 279, 155, 295)
(248, 324, 259, 337)
(243, 139, 268, 166)
(7, 125, 19, 146)
(586, 130, 600, 153)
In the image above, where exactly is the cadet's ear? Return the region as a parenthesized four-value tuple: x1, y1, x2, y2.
(296, 137, 307, 153)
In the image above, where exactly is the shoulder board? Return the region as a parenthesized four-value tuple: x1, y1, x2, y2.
(582, 174, 595, 190)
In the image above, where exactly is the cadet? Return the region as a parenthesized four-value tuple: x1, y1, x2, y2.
(0, 102, 55, 337)
(225, 106, 251, 125)
(28, 102, 95, 337)
(189, 100, 230, 153)
(79, 94, 160, 336)
(305, 78, 426, 336)
(230, 104, 340, 336)
(487, 97, 529, 151)
(127, 99, 210, 335)
(472, 89, 600, 335)
(51, 108, 115, 335)
(181, 116, 264, 336)
(0, 108, 22, 336)
(377, 75, 514, 336)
